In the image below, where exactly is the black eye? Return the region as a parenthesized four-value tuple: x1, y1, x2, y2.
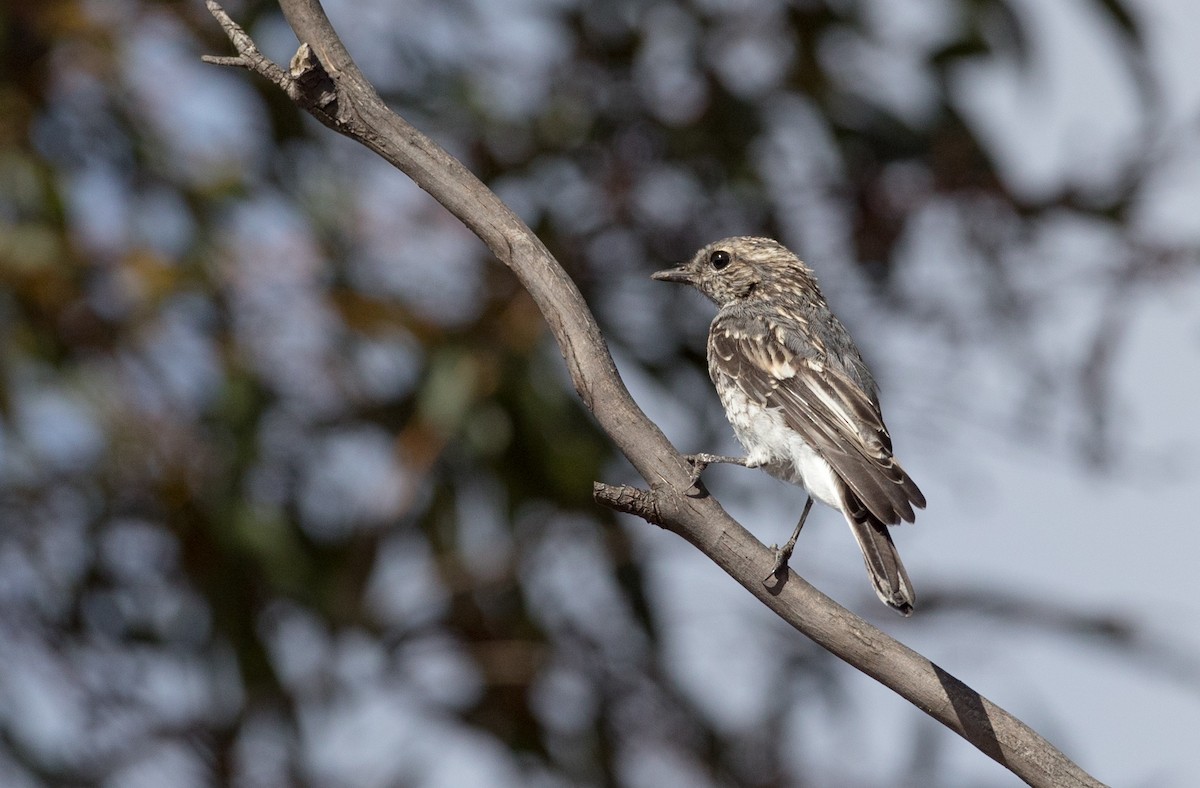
(709, 250, 731, 270)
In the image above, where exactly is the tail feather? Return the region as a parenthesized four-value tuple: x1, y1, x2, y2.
(843, 493, 915, 616)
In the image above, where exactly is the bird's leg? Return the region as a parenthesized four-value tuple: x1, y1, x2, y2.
(683, 453, 750, 488)
(765, 496, 813, 583)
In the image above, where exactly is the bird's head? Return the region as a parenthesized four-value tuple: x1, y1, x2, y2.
(652, 236, 821, 307)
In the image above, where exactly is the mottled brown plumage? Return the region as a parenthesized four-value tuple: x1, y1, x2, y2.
(654, 236, 925, 615)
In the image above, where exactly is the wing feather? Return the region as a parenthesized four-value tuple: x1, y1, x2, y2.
(710, 315, 924, 525)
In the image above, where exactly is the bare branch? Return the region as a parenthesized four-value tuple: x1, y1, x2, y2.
(202, 3, 1108, 786)
(593, 482, 668, 527)
(200, 1, 289, 85)
(199, 55, 250, 68)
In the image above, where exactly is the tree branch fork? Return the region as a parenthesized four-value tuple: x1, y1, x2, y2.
(200, 3, 1108, 786)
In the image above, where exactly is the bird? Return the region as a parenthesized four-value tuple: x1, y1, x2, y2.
(652, 236, 925, 615)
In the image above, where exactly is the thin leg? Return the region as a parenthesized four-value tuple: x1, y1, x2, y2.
(684, 452, 749, 488)
(765, 496, 813, 583)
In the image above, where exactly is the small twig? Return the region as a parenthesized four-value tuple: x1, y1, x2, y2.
(592, 482, 666, 528)
(199, 55, 250, 68)
(200, 0, 290, 87)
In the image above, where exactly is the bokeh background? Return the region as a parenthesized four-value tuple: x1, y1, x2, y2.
(2, 0, 1199, 785)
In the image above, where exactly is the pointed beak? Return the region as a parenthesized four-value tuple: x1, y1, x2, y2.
(651, 265, 693, 284)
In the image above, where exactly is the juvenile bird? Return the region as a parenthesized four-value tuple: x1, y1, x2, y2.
(653, 237, 925, 615)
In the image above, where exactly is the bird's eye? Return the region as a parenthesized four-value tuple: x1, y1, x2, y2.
(709, 250, 731, 270)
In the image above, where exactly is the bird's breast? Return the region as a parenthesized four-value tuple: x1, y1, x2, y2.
(713, 382, 843, 510)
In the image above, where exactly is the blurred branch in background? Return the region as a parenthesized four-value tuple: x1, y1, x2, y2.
(1, 0, 1197, 785)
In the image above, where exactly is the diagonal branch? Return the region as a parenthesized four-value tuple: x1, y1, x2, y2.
(201, 3, 1107, 786)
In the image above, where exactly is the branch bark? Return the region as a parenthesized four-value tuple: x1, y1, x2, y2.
(202, 3, 1107, 785)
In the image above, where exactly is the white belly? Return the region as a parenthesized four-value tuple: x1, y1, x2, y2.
(719, 388, 843, 510)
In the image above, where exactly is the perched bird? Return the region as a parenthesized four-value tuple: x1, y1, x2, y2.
(653, 236, 925, 615)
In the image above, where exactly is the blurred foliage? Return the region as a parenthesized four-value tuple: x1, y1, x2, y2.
(0, 0, 1187, 785)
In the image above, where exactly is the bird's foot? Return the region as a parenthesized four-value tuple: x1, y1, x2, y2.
(764, 542, 796, 584)
(763, 496, 813, 585)
(683, 453, 748, 489)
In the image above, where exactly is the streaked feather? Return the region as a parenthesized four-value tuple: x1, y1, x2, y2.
(709, 314, 925, 526)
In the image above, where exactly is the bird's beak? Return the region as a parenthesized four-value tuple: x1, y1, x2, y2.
(651, 265, 693, 284)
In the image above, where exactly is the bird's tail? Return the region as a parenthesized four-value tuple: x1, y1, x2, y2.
(844, 500, 915, 616)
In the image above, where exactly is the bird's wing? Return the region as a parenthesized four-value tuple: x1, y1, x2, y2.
(709, 315, 925, 524)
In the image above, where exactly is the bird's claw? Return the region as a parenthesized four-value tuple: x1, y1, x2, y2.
(764, 542, 794, 583)
(764, 497, 810, 585)
(683, 454, 710, 488)
(682, 453, 747, 490)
